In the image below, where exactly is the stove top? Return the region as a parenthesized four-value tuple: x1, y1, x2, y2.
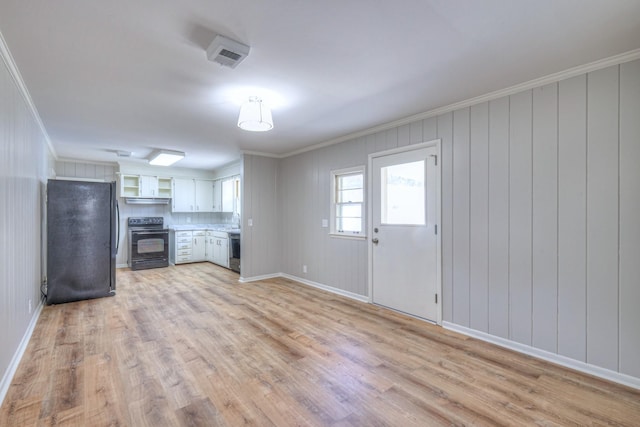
(128, 216, 165, 230)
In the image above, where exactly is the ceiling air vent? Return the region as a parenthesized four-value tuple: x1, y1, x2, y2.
(206, 35, 250, 68)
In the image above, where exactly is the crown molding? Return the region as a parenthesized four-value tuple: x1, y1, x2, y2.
(240, 150, 284, 159)
(282, 48, 640, 159)
(0, 30, 57, 159)
(57, 157, 118, 166)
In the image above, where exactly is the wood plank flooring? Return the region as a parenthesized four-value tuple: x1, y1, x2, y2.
(1, 263, 639, 426)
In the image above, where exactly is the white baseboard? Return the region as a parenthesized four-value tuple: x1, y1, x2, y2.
(0, 301, 44, 406)
(238, 272, 282, 283)
(280, 273, 369, 303)
(442, 321, 640, 391)
(238, 271, 369, 303)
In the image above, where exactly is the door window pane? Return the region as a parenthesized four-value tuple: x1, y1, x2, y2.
(381, 160, 425, 225)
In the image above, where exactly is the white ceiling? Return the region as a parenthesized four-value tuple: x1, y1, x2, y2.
(1, 1, 639, 170)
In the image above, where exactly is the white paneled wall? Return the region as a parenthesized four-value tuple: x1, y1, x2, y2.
(619, 60, 640, 378)
(0, 45, 52, 396)
(241, 154, 280, 278)
(274, 60, 640, 379)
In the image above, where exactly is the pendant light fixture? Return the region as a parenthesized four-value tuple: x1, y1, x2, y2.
(237, 96, 273, 131)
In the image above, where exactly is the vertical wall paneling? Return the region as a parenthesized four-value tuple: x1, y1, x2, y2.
(532, 83, 559, 353)
(437, 112, 454, 322)
(0, 47, 52, 398)
(63, 162, 76, 177)
(586, 66, 619, 371)
(423, 117, 437, 141)
(452, 108, 471, 327)
(557, 75, 588, 361)
(374, 131, 387, 152)
(397, 124, 410, 147)
(618, 59, 640, 378)
(244, 154, 281, 278)
(386, 127, 398, 148)
(488, 97, 511, 339)
(469, 102, 489, 332)
(273, 60, 639, 380)
(508, 90, 533, 345)
(410, 120, 423, 145)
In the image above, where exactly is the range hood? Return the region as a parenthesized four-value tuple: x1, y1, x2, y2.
(124, 197, 171, 205)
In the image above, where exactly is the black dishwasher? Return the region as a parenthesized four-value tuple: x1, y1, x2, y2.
(229, 232, 240, 273)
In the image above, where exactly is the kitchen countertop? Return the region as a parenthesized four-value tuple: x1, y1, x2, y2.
(168, 224, 240, 233)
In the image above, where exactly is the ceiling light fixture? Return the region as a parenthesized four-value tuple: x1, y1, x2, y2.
(148, 149, 185, 166)
(237, 97, 273, 132)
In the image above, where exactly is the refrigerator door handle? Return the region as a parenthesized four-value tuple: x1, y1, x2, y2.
(116, 199, 120, 253)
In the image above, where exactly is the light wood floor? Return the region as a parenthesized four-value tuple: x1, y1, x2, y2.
(2, 263, 639, 426)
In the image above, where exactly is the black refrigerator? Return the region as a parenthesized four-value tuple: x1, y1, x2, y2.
(46, 179, 118, 305)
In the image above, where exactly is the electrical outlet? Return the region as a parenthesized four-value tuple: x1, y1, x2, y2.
(303, 265, 307, 274)
(28, 299, 32, 314)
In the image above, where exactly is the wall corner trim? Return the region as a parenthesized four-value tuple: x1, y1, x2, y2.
(442, 321, 640, 391)
(0, 301, 44, 407)
(0, 30, 57, 159)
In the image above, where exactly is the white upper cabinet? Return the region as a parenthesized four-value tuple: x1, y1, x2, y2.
(119, 174, 140, 198)
(212, 180, 222, 212)
(157, 177, 172, 198)
(139, 175, 158, 197)
(172, 178, 196, 212)
(222, 178, 234, 212)
(195, 179, 214, 212)
(211, 175, 240, 213)
(172, 178, 216, 212)
(119, 174, 172, 198)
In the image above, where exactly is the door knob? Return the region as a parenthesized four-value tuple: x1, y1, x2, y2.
(372, 238, 379, 244)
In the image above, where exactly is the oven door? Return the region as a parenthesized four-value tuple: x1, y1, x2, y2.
(129, 230, 169, 270)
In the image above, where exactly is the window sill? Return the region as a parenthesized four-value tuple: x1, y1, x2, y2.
(329, 233, 367, 240)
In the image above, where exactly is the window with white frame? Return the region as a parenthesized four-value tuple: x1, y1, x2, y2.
(330, 166, 365, 237)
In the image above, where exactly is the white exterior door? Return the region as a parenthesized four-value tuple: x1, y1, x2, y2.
(370, 142, 441, 323)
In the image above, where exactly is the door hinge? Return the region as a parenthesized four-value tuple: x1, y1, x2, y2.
(430, 154, 438, 166)
(435, 294, 438, 304)
(434, 224, 438, 235)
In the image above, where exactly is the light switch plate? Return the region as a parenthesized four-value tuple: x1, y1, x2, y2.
(321, 219, 328, 227)
(248, 219, 253, 227)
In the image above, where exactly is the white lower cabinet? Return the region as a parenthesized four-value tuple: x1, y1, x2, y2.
(170, 230, 193, 264)
(205, 230, 229, 268)
(214, 234, 229, 268)
(206, 231, 215, 263)
(172, 228, 233, 269)
(192, 230, 206, 262)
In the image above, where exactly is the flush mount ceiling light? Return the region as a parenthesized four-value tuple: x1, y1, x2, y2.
(237, 97, 273, 132)
(148, 149, 185, 166)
